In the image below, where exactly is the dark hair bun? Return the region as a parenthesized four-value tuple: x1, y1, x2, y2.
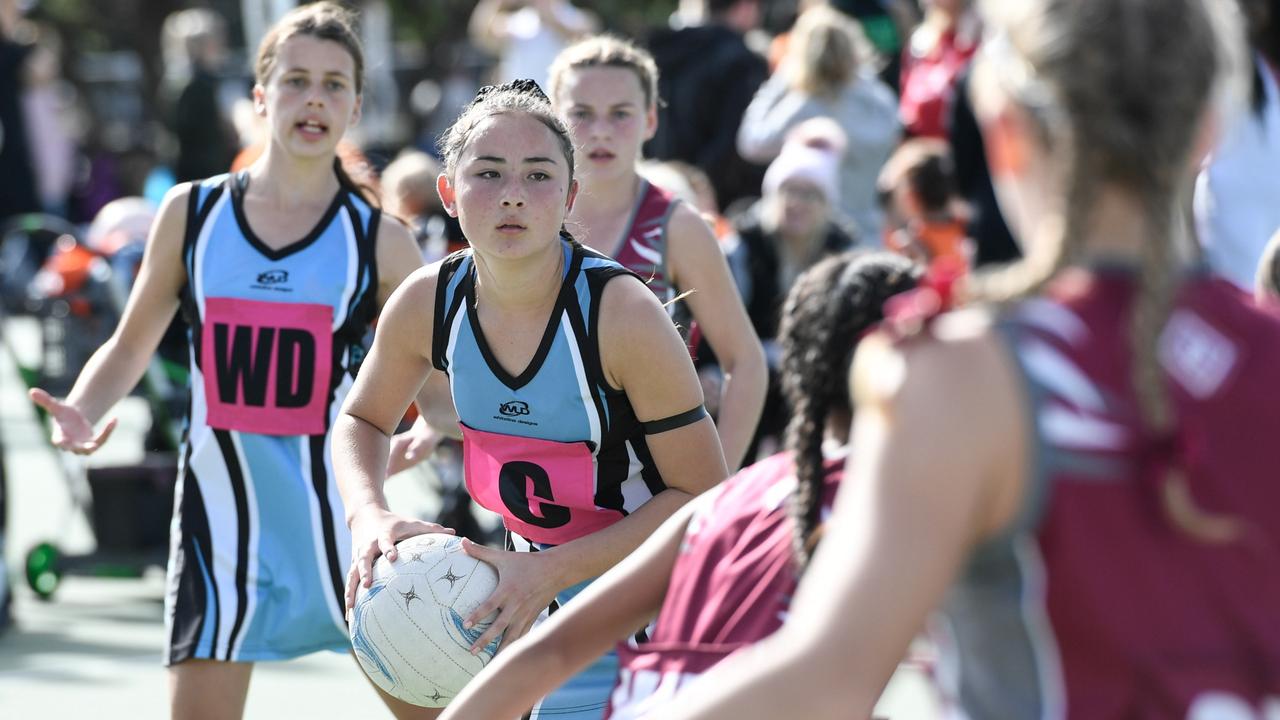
(471, 78, 551, 106)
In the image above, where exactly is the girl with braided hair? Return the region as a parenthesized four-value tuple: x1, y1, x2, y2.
(437, 251, 919, 719)
(649, 0, 1280, 718)
(333, 78, 727, 719)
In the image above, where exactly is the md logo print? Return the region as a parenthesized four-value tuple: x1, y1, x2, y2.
(498, 400, 530, 417)
(257, 269, 289, 285)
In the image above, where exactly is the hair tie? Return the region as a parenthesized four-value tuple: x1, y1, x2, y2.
(469, 78, 551, 107)
(508, 78, 550, 102)
(881, 255, 966, 337)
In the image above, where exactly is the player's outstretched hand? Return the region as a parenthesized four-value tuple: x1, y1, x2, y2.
(385, 421, 442, 476)
(29, 388, 117, 455)
(459, 538, 563, 655)
(345, 505, 454, 613)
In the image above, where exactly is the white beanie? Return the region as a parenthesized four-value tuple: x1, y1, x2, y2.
(762, 142, 841, 205)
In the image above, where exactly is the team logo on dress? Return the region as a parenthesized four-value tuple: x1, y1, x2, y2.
(257, 269, 289, 285)
(1159, 310, 1238, 400)
(498, 400, 530, 417)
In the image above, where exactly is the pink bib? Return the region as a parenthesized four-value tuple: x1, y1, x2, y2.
(201, 297, 333, 436)
(461, 423, 623, 545)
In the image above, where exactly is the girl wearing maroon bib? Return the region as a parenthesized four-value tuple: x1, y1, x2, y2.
(640, 1, 1280, 719)
(547, 36, 767, 471)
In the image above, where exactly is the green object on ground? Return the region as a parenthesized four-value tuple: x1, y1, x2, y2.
(25, 542, 61, 599)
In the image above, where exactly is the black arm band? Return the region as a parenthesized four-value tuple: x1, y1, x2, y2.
(642, 405, 708, 435)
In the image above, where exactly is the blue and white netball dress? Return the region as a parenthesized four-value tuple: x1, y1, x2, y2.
(433, 239, 670, 718)
(165, 169, 379, 665)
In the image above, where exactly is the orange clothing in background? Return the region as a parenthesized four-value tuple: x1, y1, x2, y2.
(885, 216, 970, 273)
(916, 218, 968, 268)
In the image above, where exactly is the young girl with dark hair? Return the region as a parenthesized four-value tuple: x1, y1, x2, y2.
(333, 78, 728, 719)
(436, 250, 919, 719)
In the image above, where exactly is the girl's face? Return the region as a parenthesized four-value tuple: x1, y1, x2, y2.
(770, 178, 830, 240)
(254, 34, 361, 161)
(438, 112, 578, 262)
(555, 66, 656, 185)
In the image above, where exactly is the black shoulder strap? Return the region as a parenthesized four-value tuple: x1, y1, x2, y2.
(573, 245, 643, 395)
(179, 178, 227, 330)
(431, 250, 472, 372)
(343, 189, 381, 320)
(182, 179, 227, 259)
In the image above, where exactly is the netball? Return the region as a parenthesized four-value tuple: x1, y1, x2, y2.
(350, 534, 500, 708)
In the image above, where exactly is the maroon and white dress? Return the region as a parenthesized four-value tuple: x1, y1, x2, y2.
(606, 451, 843, 718)
(934, 269, 1280, 718)
(609, 179, 701, 353)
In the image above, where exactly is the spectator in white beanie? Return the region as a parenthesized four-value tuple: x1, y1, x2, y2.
(762, 140, 842, 209)
(724, 124, 861, 460)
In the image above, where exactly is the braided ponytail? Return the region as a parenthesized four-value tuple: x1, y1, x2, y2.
(974, 0, 1247, 541)
(779, 253, 920, 572)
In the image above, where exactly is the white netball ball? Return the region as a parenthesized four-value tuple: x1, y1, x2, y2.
(350, 533, 500, 707)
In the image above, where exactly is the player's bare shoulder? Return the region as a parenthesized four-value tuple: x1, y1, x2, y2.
(597, 270, 669, 340)
(667, 200, 714, 241)
(151, 181, 197, 244)
(596, 269, 685, 389)
(665, 201, 721, 268)
(854, 306, 1004, 407)
(397, 257, 454, 318)
(374, 256, 456, 361)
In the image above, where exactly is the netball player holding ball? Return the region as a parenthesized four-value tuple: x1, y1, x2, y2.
(436, 249, 919, 720)
(332, 79, 728, 720)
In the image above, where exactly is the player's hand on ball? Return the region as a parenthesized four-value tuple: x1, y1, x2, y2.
(459, 538, 562, 655)
(346, 505, 454, 612)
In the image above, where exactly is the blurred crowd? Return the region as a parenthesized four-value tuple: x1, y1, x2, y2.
(0, 0, 1278, 620)
(2, 0, 991, 278)
(1, 0, 1273, 308)
(3, 0, 1279, 509)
